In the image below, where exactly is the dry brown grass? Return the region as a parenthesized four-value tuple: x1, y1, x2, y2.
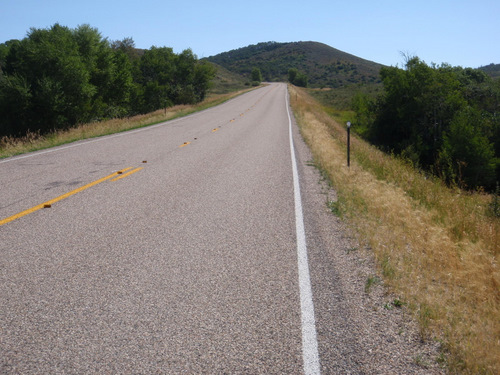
(289, 85, 500, 374)
(0, 91, 249, 159)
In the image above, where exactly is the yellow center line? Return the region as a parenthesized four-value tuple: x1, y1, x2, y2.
(212, 128, 218, 132)
(179, 141, 191, 148)
(111, 167, 143, 181)
(0, 168, 132, 227)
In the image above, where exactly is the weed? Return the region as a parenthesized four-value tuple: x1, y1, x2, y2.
(327, 199, 343, 217)
(392, 298, 405, 308)
(436, 351, 448, 368)
(383, 303, 393, 310)
(418, 304, 436, 339)
(381, 254, 395, 279)
(365, 275, 381, 293)
(488, 182, 500, 218)
(414, 354, 430, 368)
(384, 298, 405, 310)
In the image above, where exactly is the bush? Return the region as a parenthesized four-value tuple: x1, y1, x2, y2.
(288, 68, 307, 87)
(358, 56, 500, 190)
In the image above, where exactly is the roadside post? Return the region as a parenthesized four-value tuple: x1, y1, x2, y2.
(347, 121, 351, 167)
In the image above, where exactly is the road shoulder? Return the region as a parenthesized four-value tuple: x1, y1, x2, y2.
(290, 107, 445, 374)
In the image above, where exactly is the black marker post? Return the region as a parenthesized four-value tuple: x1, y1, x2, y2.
(347, 121, 351, 168)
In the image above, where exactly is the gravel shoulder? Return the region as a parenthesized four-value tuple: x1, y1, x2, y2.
(290, 105, 445, 374)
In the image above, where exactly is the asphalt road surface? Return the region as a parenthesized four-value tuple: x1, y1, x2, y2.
(0, 83, 440, 374)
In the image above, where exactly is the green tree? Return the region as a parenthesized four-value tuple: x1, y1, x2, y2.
(4, 24, 94, 132)
(351, 92, 374, 136)
(251, 67, 262, 83)
(288, 67, 307, 87)
(136, 47, 215, 108)
(73, 24, 132, 119)
(369, 58, 465, 166)
(193, 61, 217, 102)
(137, 46, 176, 112)
(106, 49, 135, 117)
(294, 72, 308, 87)
(111, 37, 140, 62)
(438, 107, 496, 189)
(173, 49, 197, 104)
(0, 73, 32, 136)
(0, 40, 16, 73)
(363, 56, 499, 189)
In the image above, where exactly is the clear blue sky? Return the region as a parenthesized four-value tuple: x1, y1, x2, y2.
(1, 0, 498, 68)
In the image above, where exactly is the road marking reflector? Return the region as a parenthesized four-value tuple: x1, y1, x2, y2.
(212, 128, 218, 132)
(111, 167, 143, 182)
(179, 142, 191, 148)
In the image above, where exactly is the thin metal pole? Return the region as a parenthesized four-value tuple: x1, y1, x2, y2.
(347, 122, 351, 168)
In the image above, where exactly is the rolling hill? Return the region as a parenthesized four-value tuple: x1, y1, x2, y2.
(208, 63, 249, 94)
(206, 41, 384, 87)
(479, 63, 500, 79)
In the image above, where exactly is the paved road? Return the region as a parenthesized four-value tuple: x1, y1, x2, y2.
(1, 83, 438, 374)
(0, 83, 316, 373)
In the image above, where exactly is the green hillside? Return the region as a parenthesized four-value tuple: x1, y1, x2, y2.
(209, 63, 248, 94)
(206, 41, 384, 87)
(479, 63, 500, 79)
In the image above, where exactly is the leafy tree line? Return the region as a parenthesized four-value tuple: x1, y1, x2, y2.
(0, 24, 216, 137)
(353, 57, 500, 190)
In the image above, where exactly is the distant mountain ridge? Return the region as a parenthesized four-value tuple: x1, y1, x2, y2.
(206, 41, 384, 87)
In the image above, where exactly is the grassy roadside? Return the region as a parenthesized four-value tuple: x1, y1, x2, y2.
(0, 88, 253, 159)
(289, 85, 499, 374)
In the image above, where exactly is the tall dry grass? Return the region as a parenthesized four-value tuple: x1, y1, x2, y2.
(0, 91, 248, 159)
(289, 85, 500, 374)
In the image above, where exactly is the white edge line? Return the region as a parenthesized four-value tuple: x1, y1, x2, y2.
(285, 85, 321, 375)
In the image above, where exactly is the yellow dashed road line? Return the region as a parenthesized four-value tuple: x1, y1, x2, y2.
(0, 167, 141, 226)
